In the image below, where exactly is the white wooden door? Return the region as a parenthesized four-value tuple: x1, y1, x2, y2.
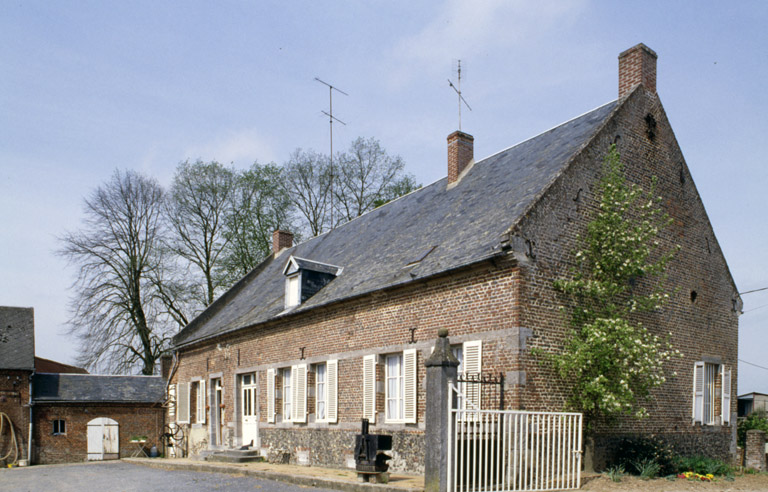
(87, 417, 119, 460)
(241, 373, 258, 447)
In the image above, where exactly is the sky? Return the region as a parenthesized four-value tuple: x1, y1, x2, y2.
(1, 1, 766, 393)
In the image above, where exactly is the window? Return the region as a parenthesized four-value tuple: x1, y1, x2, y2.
(316, 363, 326, 421)
(384, 349, 417, 424)
(194, 380, 206, 424)
(286, 274, 300, 308)
(52, 419, 66, 435)
(386, 354, 404, 421)
(283, 367, 292, 421)
(693, 361, 731, 425)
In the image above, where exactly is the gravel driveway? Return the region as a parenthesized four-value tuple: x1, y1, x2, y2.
(0, 460, 337, 492)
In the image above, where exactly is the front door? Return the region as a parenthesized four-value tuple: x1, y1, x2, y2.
(241, 373, 258, 448)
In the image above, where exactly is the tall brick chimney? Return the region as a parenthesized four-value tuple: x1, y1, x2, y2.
(618, 43, 657, 98)
(272, 229, 293, 255)
(447, 130, 474, 184)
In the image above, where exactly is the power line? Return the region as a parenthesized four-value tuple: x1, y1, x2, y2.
(742, 303, 768, 314)
(739, 358, 768, 372)
(740, 286, 768, 295)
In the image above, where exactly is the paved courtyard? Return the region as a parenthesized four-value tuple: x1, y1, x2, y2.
(0, 460, 337, 492)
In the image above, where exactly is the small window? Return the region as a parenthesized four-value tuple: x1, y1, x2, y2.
(386, 354, 405, 422)
(286, 275, 300, 308)
(52, 419, 66, 435)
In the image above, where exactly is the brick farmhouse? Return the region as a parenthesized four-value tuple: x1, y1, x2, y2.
(168, 44, 739, 472)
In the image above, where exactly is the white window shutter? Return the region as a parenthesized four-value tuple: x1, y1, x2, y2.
(292, 364, 307, 423)
(403, 349, 418, 423)
(267, 369, 276, 423)
(692, 361, 704, 423)
(197, 380, 206, 423)
(168, 383, 177, 419)
(327, 359, 338, 423)
(177, 382, 190, 424)
(363, 355, 377, 424)
(722, 366, 732, 425)
(463, 340, 482, 411)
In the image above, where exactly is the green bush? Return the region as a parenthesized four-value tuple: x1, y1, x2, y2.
(738, 410, 768, 448)
(608, 436, 678, 476)
(676, 455, 733, 476)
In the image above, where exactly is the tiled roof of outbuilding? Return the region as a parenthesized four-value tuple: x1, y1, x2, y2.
(173, 100, 619, 348)
(33, 373, 166, 403)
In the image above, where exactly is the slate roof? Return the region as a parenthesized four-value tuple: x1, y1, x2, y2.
(0, 306, 35, 370)
(173, 100, 618, 348)
(33, 373, 166, 403)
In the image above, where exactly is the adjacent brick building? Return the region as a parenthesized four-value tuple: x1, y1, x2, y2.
(168, 44, 740, 472)
(0, 306, 166, 465)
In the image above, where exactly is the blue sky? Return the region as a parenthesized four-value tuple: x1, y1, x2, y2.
(2, 1, 767, 393)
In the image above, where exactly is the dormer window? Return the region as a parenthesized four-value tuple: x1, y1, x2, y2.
(283, 256, 342, 309)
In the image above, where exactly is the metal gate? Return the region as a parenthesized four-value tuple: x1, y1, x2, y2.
(448, 383, 582, 491)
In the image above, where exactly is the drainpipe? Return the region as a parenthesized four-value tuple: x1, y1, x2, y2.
(27, 372, 33, 464)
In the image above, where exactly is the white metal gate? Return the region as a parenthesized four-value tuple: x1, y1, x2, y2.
(448, 383, 582, 491)
(87, 417, 119, 460)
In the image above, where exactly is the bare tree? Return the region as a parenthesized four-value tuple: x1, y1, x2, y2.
(282, 149, 333, 237)
(59, 170, 186, 375)
(166, 160, 235, 307)
(221, 162, 295, 280)
(333, 137, 414, 221)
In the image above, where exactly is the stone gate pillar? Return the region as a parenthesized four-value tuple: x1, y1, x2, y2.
(424, 329, 460, 492)
(746, 429, 767, 472)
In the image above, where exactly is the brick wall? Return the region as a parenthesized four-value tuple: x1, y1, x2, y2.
(172, 257, 523, 471)
(0, 370, 31, 465)
(33, 403, 164, 464)
(514, 86, 739, 463)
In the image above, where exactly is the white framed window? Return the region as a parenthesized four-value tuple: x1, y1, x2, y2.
(52, 419, 66, 435)
(316, 362, 327, 421)
(192, 380, 206, 424)
(286, 274, 300, 308)
(693, 361, 731, 426)
(283, 367, 292, 421)
(385, 349, 417, 424)
(386, 354, 404, 421)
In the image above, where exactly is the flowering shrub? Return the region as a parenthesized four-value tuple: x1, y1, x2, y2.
(677, 471, 715, 481)
(544, 145, 681, 428)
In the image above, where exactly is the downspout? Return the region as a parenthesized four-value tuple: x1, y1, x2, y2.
(27, 371, 33, 464)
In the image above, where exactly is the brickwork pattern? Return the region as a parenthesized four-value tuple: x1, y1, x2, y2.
(745, 430, 767, 471)
(619, 43, 658, 98)
(447, 131, 474, 183)
(0, 370, 31, 465)
(33, 403, 164, 464)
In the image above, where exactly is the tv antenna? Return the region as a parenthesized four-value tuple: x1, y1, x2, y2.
(314, 77, 348, 230)
(448, 60, 472, 131)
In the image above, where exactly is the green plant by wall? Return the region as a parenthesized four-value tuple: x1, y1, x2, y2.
(543, 145, 681, 429)
(738, 409, 768, 447)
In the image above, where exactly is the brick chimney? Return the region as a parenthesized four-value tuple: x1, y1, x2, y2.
(618, 43, 657, 98)
(447, 130, 474, 184)
(272, 229, 293, 255)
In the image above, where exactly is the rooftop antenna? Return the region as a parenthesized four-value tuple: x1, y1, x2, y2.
(448, 59, 472, 131)
(314, 77, 348, 230)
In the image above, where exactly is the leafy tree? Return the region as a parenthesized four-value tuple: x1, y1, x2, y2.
(221, 162, 295, 280)
(59, 170, 187, 375)
(545, 145, 681, 428)
(334, 137, 418, 220)
(166, 160, 235, 307)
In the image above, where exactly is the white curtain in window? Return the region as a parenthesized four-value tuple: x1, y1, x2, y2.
(316, 363, 326, 420)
